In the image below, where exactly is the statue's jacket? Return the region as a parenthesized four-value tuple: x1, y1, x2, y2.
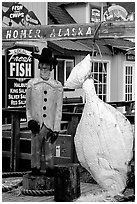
(26, 77, 63, 132)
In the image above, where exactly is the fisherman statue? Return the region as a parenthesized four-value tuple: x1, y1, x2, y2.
(26, 48, 63, 176)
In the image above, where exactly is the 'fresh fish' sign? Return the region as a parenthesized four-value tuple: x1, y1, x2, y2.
(6, 45, 34, 108)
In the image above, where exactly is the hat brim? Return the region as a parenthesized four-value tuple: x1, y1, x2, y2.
(33, 53, 58, 65)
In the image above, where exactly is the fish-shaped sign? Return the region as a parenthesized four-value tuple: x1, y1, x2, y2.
(2, 2, 41, 26)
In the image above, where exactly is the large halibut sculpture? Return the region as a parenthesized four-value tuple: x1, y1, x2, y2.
(65, 54, 133, 195)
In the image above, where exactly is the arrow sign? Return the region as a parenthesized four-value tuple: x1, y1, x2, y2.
(2, 21, 135, 42)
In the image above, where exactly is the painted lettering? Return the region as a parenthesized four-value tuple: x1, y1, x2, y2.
(8, 94, 20, 100)
(9, 56, 32, 63)
(50, 29, 56, 38)
(20, 30, 27, 38)
(86, 27, 92, 35)
(71, 27, 77, 36)
(35, 29, 41, 38)
(14, 82, 28, 88)
(28, 29, 33, 38)
(77, 27, 83, 36)
(5, 29, 41, 39)
(20, 94, 26, 99)
(6, 30, 12, 39)
(10, 88, 18, 93)
(10, 63, 16, 76)
(5, 26, 93, 40)
(58, 29, 62, 37)
(64, 28, 70, 37)
(19, 63, 25, 77)
(12, 5, 23, 11)
(25, 14, 39, 25)
(19, 88, 26, 93)
(13, 30, 19, 38)
(10, 63, 31, 77)
(10, 12, 24, 19)
(25, 64, 31, 76)
(18, 100, 26, 105)
(11, 100, 18, 105)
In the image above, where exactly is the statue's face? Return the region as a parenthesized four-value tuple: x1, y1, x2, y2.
(39, 63, 51, 80)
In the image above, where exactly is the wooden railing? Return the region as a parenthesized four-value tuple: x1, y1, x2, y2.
(2, 100, 135, 172)
(63, 100, 135, 122)
(2, 107, 78, 172)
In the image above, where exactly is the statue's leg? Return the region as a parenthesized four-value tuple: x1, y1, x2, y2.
(36, 132, 43, 169)
(39, 124, 54, 170)
(44, 140, 54, 169)
(31, 133, 37, 168)
(31, 132, 43, 170)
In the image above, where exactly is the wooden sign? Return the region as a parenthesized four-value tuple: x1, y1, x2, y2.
(126, 54, 135, 61)
(2, 21, 135, 42)
(6, 45, 34, 108)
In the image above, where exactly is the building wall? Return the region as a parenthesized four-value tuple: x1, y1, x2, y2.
(63, 52, 135, 104)
(117, 55, 125, 101)
(110, 54, 126, 102)
(110, 55, 118, 101)
(21, 2, 48, 25)
(65, 2, 107, 23)
(65, 3, 87, 23)
(63, 54, 112, 102)
(63, 54, 86, 100)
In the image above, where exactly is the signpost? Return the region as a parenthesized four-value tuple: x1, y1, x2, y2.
(2, 21, 135, 42)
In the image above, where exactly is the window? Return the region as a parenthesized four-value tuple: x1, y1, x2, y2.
(55, 58, 109, 102)
(55, 58, 74, 86)
(125, 65, 134, 101)
(92, 61, 108, 102)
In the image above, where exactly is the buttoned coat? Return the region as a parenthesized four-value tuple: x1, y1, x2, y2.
(26, 77, 63, 132)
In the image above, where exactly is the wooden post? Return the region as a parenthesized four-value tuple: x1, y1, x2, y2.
(54, 163, 81, 202)
(67, 113, 81, 163)
(23, 174, 54, 190)
(10, 112, 20, 172)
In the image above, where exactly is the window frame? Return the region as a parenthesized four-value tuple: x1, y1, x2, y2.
(55, 57, 110, 101)
(92, 59, 110, 102)
(123, 61, 135, 101)
(55, 57, 75, 86)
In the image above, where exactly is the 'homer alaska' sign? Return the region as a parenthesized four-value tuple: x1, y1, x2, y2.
(2, 21, 135, 41)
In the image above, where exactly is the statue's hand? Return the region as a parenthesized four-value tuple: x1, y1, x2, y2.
(50, 131, 59, 144)
(47, 130, 59, 144)
(28, 120, 40, 134)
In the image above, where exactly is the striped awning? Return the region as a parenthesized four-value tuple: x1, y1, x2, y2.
(48, 40, 92, 54)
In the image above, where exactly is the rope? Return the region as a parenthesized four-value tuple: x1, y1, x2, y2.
(95, 42, 106, 74)
(2, 171, 55, 196)
(90, 21, 106, 77)
(2, 185, 13, 192)
(2, 171, 27, 178)
(2, 181, 22, 192)
(90, 42, 101, 84)
(21, 189, 54, 196)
